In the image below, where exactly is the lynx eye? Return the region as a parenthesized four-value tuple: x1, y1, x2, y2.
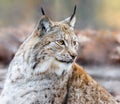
(73, 41, 77, 46)
(57, 40, 65, 45)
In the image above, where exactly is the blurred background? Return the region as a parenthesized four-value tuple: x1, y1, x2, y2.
(1, 0, 120, 29)
(0, 0, 120, 102)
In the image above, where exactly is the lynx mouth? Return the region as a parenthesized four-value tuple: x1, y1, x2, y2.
(55, 58, 73, 63)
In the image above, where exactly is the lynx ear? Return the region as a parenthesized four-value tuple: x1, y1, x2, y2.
(69, 5, 76, 27)
(37, 8, 53, 34)
(61, 5, 76, 27)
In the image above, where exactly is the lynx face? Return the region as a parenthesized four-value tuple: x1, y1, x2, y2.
(51, 24, 78, 63)
(27, 9, 79, 76)
(38, 23, 78, 62)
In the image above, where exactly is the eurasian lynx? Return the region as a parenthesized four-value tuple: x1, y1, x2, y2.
(0, 6, 118, 104)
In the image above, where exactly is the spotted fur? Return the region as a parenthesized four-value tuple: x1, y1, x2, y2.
(67, 63, 118, 104)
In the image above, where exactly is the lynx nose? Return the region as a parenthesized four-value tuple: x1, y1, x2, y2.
(70, 54, 77, 60)
(69, 51, 77, 60)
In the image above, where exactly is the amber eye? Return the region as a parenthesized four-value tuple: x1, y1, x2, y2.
(57, 40, 65, 45)
(73, 41, 77, 46)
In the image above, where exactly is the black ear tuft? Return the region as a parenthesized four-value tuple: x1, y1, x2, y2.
(41, 7, 45, 15)
(70, 5, 76, 21)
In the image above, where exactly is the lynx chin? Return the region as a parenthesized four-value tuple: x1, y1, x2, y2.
(0, 6, 118, 104)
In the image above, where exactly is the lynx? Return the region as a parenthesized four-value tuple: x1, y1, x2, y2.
(0, 6, 118, 104)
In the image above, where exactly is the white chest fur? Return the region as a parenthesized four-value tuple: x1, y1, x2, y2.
(0, 54, 73, 104)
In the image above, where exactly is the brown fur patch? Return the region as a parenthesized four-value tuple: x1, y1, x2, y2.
(72, 63, 95, 84)
(60, 24, 73, 35)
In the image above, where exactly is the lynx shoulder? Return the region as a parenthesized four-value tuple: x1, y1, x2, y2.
(67, 63, 118, 104)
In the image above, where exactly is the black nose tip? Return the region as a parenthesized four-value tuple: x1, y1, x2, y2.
(71, 55, 75, 60)
(70, 54, 77, 60)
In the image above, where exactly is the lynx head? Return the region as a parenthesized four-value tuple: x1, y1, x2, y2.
(30, 6, 79, 75)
